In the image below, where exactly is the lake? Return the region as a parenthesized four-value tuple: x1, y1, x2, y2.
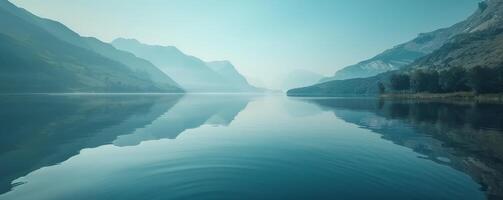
(0, 94, 502, 200)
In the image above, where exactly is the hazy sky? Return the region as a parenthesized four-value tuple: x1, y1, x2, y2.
(11, 0, 479, 89)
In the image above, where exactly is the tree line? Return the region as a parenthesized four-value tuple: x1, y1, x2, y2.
(384, 66, 503, 94)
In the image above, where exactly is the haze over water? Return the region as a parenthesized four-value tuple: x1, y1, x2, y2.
(1, 94, 501, 200)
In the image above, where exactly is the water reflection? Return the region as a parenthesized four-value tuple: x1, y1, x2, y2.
(0, 94, 252, 195)
(4, 96, 486, 200)
(113, 95, 251, 146)
(304, 98, 503, 200)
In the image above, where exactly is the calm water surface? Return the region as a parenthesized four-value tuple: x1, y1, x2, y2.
(0, 94, 502, 200)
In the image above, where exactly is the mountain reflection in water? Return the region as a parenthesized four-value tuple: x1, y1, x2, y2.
(304, 98, 503, 199)
(0, 94, 253, 194)
(0, 95, 501, 200)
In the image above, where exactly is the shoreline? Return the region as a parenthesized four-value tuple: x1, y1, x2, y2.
(380, 92, 503, 102)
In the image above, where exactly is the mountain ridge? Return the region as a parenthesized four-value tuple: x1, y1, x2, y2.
(289, 0, 503, 97)
(0, 0, 182, 93)
(112, 38, 260, 92)
(321, 2, 482, 82)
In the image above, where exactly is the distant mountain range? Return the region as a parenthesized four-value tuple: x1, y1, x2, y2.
(289, 0, 503, 97)
(0, 1, 261, 93)
(112, 38, 260, 92)
(0, 1, 182, 93)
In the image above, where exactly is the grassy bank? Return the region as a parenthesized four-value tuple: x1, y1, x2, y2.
(380, 92, 503, 102)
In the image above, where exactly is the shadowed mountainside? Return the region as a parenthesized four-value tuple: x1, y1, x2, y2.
(0, 1, 182, 93)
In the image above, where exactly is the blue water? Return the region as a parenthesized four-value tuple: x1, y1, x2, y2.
(1, 94, 501, 200)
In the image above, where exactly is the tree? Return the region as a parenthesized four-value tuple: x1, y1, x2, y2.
(410, 70, 440, 93)
(439, 67, 469, 92)
(389, 73, 410, 91)
(468, 66, 503, 94)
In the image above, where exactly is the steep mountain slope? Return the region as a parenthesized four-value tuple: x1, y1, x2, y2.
(289, 0, 503, 97)
(322, 2, 483, 82)
(112, 38, 259, 92)
(0, 1, 182, 93)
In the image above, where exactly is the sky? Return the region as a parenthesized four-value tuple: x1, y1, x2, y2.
(11, 0, 479, 89)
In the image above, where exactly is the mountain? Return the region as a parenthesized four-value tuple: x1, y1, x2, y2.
(112, 38, 259, 92)
(0, 1, 182, 93)
(205, 60, 258, 91)
(321, 2, 484, 82)
(323, 47, 426, 82)
(409, 3, 503, 71)
(289, 0, 503, 97)
(281, 69, 326, 91)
